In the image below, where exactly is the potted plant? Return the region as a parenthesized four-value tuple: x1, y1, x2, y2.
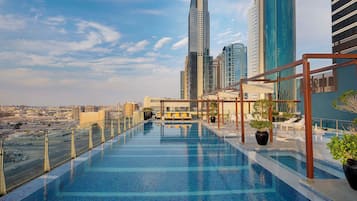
(209, 102, 217, 123)
(327, 134, 357, 190)
(328, 90, 357, 190)
(249, 99, 273, 145)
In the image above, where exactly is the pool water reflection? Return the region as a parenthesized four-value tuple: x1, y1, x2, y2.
(5, 122, 310, 201)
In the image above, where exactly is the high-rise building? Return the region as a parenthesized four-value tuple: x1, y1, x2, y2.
(297, 0, 357, 121)
(332, 0, 357, 56)
(211, 55, 223, 91)
(84, 105, 98, 112)
(247, 0, 296, 105)
(247, 0, 261, 79)
(72, 106, 84, 121)
(204, 56, 214, 94)
(184, 56, 189, 99)
(123, 102, 139, 117)
(187, 0, 210, 103)
(180, 71, 185, 99)
(221, 43, 247, 88)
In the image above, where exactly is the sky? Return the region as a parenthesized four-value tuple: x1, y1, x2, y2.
(0, 0, 332, 106)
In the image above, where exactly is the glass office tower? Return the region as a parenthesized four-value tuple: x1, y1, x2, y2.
(187, 0, 210, 106)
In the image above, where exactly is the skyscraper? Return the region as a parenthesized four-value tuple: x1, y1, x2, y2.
(222, 43, 247, 88)
(247, 0, 261, 79)
(187, 0, 210, 103)
(180, 71, 185, 99)
(247, 0, 296, 105)
(332, 0, 357, 56)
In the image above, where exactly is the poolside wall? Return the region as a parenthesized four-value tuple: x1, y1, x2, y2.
(298, 60, 357, 121)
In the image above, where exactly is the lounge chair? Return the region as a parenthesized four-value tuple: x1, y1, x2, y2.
(182, 113, 192, 120)
(282, 118, 305, 130)
(165, 112, 173, 120)
(273, 117, 298, 129)
(244, 113, 255, 122)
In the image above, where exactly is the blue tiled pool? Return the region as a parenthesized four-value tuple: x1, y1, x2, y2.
(2, 122, 310, 201)
(260, 151, 343, 179)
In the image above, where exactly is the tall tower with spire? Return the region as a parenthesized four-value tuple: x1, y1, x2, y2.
(187, 0, 210, 105)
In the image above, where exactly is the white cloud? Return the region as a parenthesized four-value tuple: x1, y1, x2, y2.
(172, 37, 188, 50)
(154, 37, 172, 50)
(210, 0, 251, 20)
(77, 20, 121, 43)
(145, 52, 173, 58)
(121, 40, 150, 53)
(5, 19, 122, 55)
(136, 9, 164, 16)
(216, 29, 245, 46)
(0, 15, 26, 31)
(45, 16, 66, 26)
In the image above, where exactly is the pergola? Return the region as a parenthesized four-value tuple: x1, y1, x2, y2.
(160, 53, 357, 179)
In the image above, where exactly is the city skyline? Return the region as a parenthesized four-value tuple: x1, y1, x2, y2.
(0, 0, 332, 106)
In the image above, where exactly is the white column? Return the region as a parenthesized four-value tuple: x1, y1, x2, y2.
(44, 130, 51, 172)
(0, 140, 6, 195)
(110, 120, 114, 139)
(70, 129, 76, 159)
(88, 125, 93, 150)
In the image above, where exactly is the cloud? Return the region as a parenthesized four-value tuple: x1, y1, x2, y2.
(145, 52, 173, 58)
(216, 29, 245, 46)
(210, 0, 251, 20)
(154, 37, 172, 50)
(135, 9, 164, 16)
(4, 19, 121, 55)
(172, 37, 188, 50)
(0, 15, 26, 31)
(77, 20, 121, 43)
(45, 16, 66, 26)
(121, 40, 150, 53)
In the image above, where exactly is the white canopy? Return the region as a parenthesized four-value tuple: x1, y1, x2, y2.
(242, 82, 274, 94)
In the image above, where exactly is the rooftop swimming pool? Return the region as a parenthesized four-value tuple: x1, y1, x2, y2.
(260, 151, 344, 179)
(2, 122, 311, 201)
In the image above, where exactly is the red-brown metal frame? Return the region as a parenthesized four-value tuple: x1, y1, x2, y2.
(217, 97, 220, 129)
(160, 53, 357, 179)
(222, 100, 224, 125)
(235, 97, 238, 130)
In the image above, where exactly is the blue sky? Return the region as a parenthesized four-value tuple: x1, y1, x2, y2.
(0, 0, 331, 106)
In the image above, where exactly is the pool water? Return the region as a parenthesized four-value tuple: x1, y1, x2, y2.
(262, 151, 342, 179)
(7, 122, 309, 201)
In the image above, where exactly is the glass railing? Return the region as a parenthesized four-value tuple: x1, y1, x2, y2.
(312, 117, 355, 134)
(0, 111, 144, 195)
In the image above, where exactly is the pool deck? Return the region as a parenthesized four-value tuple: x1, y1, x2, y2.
(202, 121, 357, 201)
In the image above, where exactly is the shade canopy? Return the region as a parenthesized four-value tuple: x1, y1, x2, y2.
(242, 82, 274, 94)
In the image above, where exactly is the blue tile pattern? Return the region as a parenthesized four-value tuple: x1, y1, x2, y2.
(1, 122, 310, 201)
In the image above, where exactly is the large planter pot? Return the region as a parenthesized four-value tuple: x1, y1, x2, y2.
(255, 131, 269, 145)
(343, 159, 357, 190)
(210, 116, 216, 123)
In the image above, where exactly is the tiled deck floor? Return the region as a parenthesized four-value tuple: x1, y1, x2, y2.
(202, 121, 357, 201)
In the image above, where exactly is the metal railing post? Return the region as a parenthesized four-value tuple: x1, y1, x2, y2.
(88, 125, 93, 150)
(70, 129, 76, 159)
(123, 117, 127, 131)
(101, 124, 105, 144)
(240, 80, 245, 144)
(118, 117, 121, 135)
(268, 93, 273, 143)
(235, 97, 238, 130)
(111, 120, 114, 139)
(44, 130, 51, 173)
(0, 139, 6, 195)
(217, 97, 220, 129)
(303, 58, 314, 179)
